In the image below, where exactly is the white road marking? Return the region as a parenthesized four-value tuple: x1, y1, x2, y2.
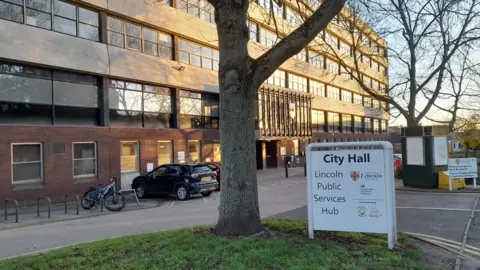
(167, 201, 175, 207)
(203, 198, 208, 203)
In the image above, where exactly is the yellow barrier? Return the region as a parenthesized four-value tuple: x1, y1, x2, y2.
(438, 171, 466, 190)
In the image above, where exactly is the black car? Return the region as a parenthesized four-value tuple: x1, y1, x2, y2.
(131, 163, 218, 201)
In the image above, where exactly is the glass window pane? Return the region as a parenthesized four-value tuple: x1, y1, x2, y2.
(13, 163, 42, 182)
(126, 37, 142, 51)
(13, 144, 41, 162)
(108, 31, 124, 48)
(126, 23, 141, 38)
(190, 54, 201, 67)
(189, 43, 201, 55)
(158, 141, 172, 165)
(0, 75, 52, 104)
(54, 17, 77, 36)
(54, 81, 98, 108)
(53, 71, 97, 85)
(144, 42, 158, 56)
(188, 140, 200, 162)
(26, 0, 51, 12)
(107, 17, 123, 32)
(159, 46, 172, 59)
(202, 57, 212, 69)
(54, 0, 76, 19)
(26, 9, 51, 30)
(143, 28, 157, 43)
(79, 8, 98, 26)
(144, 92, 171, 113)
(74, 159, 95, 176)
(201, 47, 212, 58)
(108, 89, 142, 111)
(178, 51, 189, 64)
(79, 23, 99, 41)
(74, 143, 95, 159)
(0, 2, 24, 23)
(213, 60, 219, 71)
(25, 66, 51, 79)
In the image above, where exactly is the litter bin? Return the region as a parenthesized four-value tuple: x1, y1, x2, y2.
(438, 171, 466, 190)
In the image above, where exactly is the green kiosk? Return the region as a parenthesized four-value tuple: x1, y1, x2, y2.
(401, 126, 449, 188)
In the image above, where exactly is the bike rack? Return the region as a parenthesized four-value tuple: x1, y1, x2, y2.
(4, 199, 19, 223)
(37, 196, 51, 218)
(119, 189, 140, 206)
(64, 194, 80, 215)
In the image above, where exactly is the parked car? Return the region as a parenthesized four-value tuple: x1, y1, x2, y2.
(205, 162, 221, 190)
(131, 163, 218, 201)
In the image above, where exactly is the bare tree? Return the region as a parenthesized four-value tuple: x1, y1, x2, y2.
(323, 0, 480, 128)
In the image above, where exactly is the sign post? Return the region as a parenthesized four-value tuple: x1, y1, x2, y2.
(306, 141, 397, 250)
(448, 158, 478, 190)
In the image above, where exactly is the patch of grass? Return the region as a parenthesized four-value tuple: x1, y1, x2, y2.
(0, 219, 430, 270)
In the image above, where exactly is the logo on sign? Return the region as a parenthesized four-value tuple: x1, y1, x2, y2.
(357, 206, 367, 217)
(368, 207, 383, 217)
(351, 171, 360, 181)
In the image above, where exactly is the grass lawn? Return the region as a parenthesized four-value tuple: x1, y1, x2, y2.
(0, 219, 428, 270)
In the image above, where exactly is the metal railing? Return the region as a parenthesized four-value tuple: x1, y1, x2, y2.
(64, 194, 80, 215)
(4, 199, 19, 223)
(37, 196, 51, 218)
(119, 189, 140, 206)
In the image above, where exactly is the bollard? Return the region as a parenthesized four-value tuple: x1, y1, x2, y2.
(304, 163, 307, 177)
(5, 199, 19, 223)
(285, 162, 289, 178)
(37, 196, 51, 218)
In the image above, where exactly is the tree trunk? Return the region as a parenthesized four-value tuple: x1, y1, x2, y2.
(214, 0, 263, 236)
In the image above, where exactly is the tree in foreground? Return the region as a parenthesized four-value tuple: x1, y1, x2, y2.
(210, 0, 345, 235)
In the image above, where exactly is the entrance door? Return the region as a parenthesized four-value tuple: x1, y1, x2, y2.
(265, 141, 278, 168)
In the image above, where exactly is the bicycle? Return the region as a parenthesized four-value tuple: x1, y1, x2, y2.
(81, 177, 126, 211)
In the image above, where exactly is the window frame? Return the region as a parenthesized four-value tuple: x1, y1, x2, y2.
(72, 141, 97, 178)
(11, 142, 43, 184)
(120, 141, 139, 173)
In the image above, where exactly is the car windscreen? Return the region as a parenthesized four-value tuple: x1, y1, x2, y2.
(191, 165, 212, 174)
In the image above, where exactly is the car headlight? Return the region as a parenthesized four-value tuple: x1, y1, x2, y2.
(185, 178, 189, 183)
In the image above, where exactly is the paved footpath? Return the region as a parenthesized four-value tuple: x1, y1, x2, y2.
(1, 168, 480, 270)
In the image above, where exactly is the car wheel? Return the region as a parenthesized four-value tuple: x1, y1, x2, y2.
(176, 185, 190, 201)
(134, 183, 147, 199)
(201, 191, 212, 197)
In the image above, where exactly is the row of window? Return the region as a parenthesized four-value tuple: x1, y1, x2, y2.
(312, 110, 388, 134)
(11, 140, 221, 184)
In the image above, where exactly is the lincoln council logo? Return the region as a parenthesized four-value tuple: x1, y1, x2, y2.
(357, 206, 367, 217)
(351, 171, 360, 181)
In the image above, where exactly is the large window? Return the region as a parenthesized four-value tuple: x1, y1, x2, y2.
(327, 85, 340, 100)
(341, 66, 351, 80)
(107, 17, 173, 59)
(260, 27, 278, 47)
(176, 0, 215, 23)
(248, 21, 258, 42)
(325, 32, 338, 49)
(326, 59, 339, 74)
(373, 99, 380, 109)
(178, 39, 219, 71)
(308, 50, 324, 69)
(285, 7, 302, 25)
(343, 114, 352, 133)
(342, 90, 352, 103)
(373, 119, 380, 133)
(339, 41, 351, 56)
(120, 141, 139, 172)
(328, 112, 340, 133)
(354, 116, 363, 133)
(180, 90, 219, 129)
(288, 74, 307, 92)
(265, 70, 286, 87)
(0, 62, 99, 126)
(364, 97, 372, 108)
(353, 93, 363, 105)
(372, 61, 379, 72)
(309, 80, 325, 96)
(109, 80, 172, 128)
(258, 0, 283, 17)
(188, 140, 201, 162)
(382, 120, 389, 133)
(73, 142, 96, 177)
(364, 118, 372, 133)
(0, 0, 99, 41)
(11, 143, 43, 183)
(213, 140, 221, 162)
(293, 49, 307, 63)
(158, 141, 173, 165)
(312, 110, 325, 133)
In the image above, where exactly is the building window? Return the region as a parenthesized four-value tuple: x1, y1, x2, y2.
(373, 99, 380, 109)
(285, 6, 302, 25)
(372, 61, 379, 72)
(293, 49, 307, 63)
(288, 74, 307, 92)
(258, 0, 283, 17)
(158, 141, 173, 165)
(354, 116, 363, 133)
(177, 0, 215, 24)
(109, 80, 172, 128)
(372, 80, 380, 91)
(380, 65, 386, 76)
(341, 66, 351, 80)
(178, 39, 219, 71)
(325, 32, 338, 49)
(373, 119, 380, 133)
(180, 90, 219, 129)
(107, 16, 173, 60)
(353, 93, 363, 105)
(364, 56, 371, 67)
(328, 112, 340, 133)
(120, 141, 139, 172)
(11, 143, 43, 183)
(188, 140, 201, 162)
(260, 27, 279, 47)
(326, 59, 339, 74)
(327, 85, 340, 100)
(339, 41, 351, 56)
(312, 110, 325, 133)
(73, 142, 97, 177)
(364, 97, 372, 108)
(213, 140, 221, 162)
(248, 21, 259, 42)
(308, 50, 324, 69)
(0, 0, 99, 41)
(342, 90, 352, 103)
(265, 70, 286, 87)
(383, 120, 389, 133)
(309, 80, 325, 96)
(343, 114, 352, 132)
(306, 0, 320, 9)
(365, 118, 372, 133)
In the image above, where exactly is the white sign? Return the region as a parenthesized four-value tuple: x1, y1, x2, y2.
(307, 142, 397, 249)
(406, 137, 424, 165)
(146, 162, 154, 172)
(433, 137, 448, 166)
(448, 158, 478, 179)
